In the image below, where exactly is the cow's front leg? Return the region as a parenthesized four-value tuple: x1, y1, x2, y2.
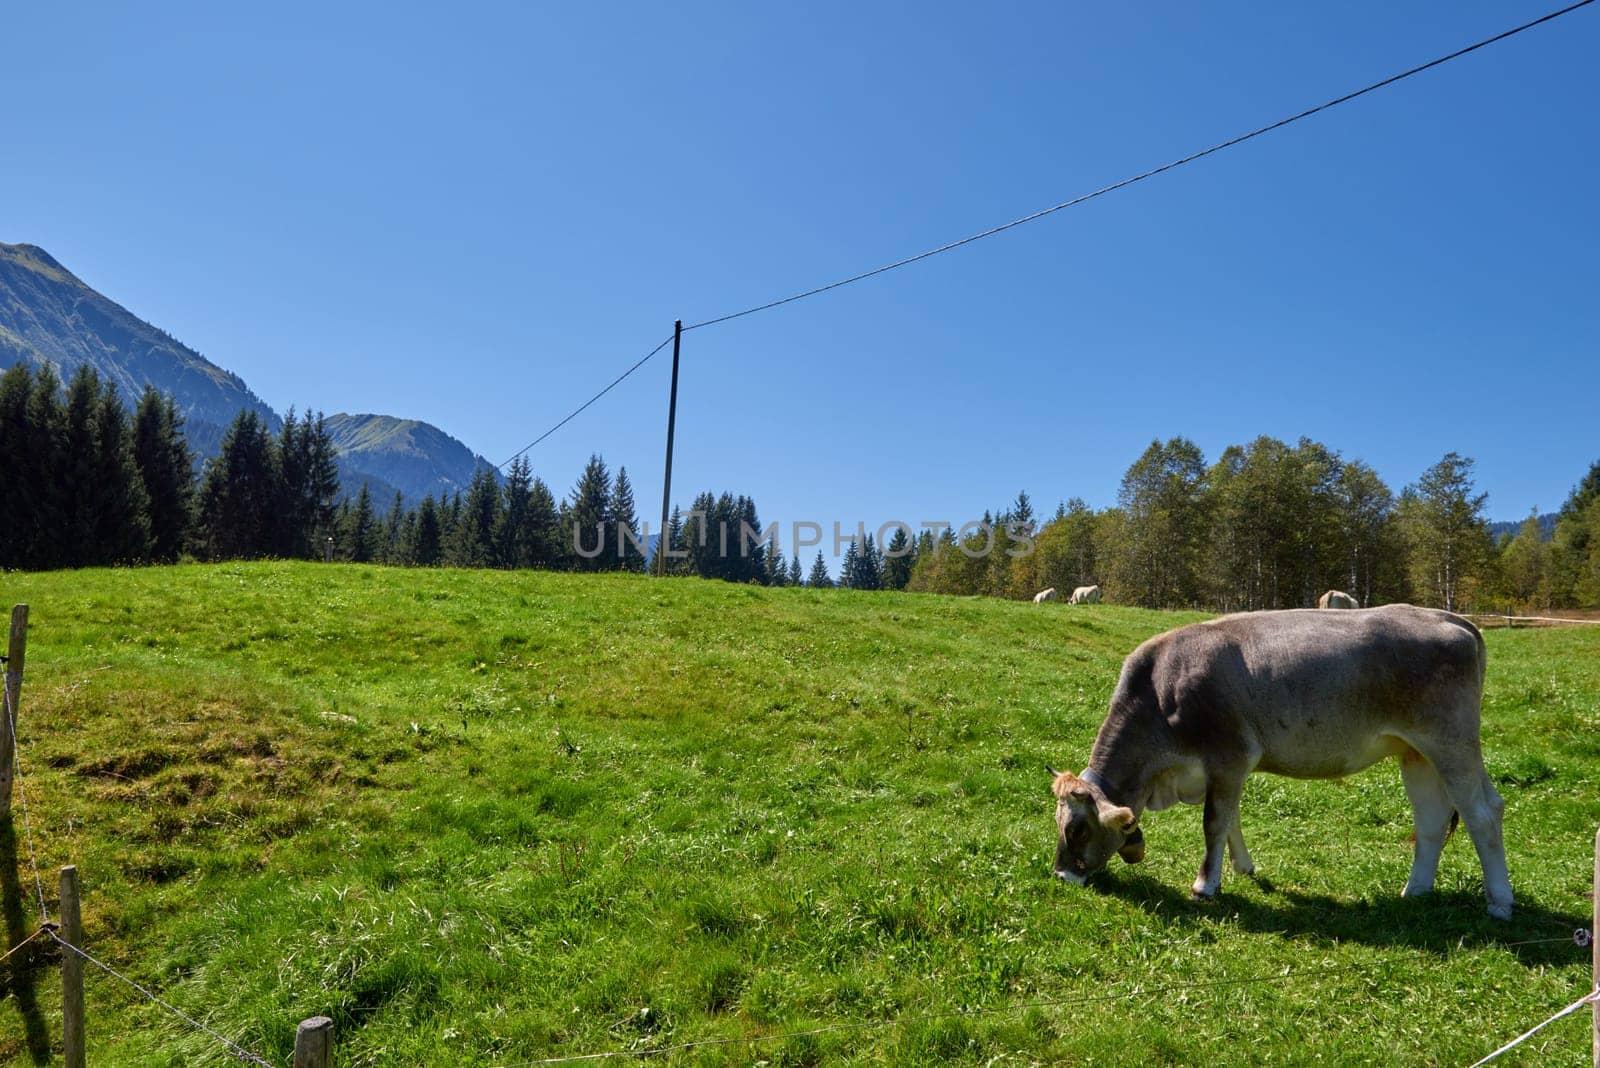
(1193, 781, 1244, 899)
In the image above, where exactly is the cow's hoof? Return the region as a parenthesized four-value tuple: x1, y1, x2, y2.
(1487, 902, 1513, 921)
(1190, 880, 1217, 901)
(1231, 860, 1255, 876)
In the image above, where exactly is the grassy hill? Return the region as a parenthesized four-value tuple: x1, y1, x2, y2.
(1, 564, 1596, 1065)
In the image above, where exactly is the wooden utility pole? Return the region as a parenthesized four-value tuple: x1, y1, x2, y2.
(655, 319, 683, 577)
(1, 604, 28, 818)
(61, 865, 85, 1068)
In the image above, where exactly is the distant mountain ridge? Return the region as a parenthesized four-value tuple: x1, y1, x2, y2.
(324, 413, 497, 504)
(1488, 513, 1557, 541)
(0, 241, 493, 504)
(0, 242, 278, 441)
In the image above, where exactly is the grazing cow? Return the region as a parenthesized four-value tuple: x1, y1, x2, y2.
(1318, 589, 1359, 609)
(1068, 585, 1102, 605)
(1047, 605, 1512, 919)
(1033, 588, 1058, 604)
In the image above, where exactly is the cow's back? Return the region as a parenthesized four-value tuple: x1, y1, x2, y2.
(1125, 605, 1484, 778)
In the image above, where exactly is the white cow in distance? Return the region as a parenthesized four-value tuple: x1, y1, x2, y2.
(1068, 585, 1102, 605)
(1033, 588, 1058, 604)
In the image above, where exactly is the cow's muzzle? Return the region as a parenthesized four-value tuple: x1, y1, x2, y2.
(1053, 868, 1086, 885)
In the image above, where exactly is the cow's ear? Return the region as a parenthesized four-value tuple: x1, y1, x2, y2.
(1102, 805, 1137, 831)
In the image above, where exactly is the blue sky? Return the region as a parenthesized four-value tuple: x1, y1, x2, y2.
(5, 1, 1596, 550)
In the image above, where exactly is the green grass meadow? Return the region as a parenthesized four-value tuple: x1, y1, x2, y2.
(1, 562, 1597, 1065)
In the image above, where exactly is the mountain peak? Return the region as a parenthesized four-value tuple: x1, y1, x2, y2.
(1, 242, 76, 283)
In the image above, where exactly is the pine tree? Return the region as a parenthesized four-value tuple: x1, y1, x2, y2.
(22, 364, 67, 568)
(381, 491, 406, 563)
(0, 365, 37, 567)
(1012, 490, 1035, 532)
(662, 506, 687, 575)
(451, 466, 501, 567)
(568, 454, 611, 571)
(89, 374, 150, 563)
(840, 539, 861, 589)
(858, 534, 882, 590)
(412, 496, 442, 565)
(763, 532, 785, 586)
(807, 551, 833, 588)
(498, 456, 533, 567)
(59, 366, 104, 565)
(611, 466, 645, 571)
(684, 491, 718, 578)
(789, 552, 802, 587)
(198, 410, 280, 560)
(526, 476, 562, 568)
(884, 526, 914, 590)
(132, 386, 194, 563)
(275, 409, 306, 556)
(342, 483, 379, 562)
(302, 412, 342, 554)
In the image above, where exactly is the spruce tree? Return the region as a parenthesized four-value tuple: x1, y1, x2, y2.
(198, 410, 280, 560)
(789, 552, 802, 587)
(59, 366, 103, 565)
(90, 375, 150, 564)
(526, 476, 561, 568)
(764, 535, 785, 585)
(884, 526, 914, 590)
(684, 491, 718, 578)
(568, 454, 611, 571)
(0, 365, 36, 567)
(611, 466, 644, 571)
(1012, 490, 1035, 532)
(276, 409, 307, 556)
(807, 551, 833, 588)
(451, 466, 501, 567)
(499, 456, 533, 567)
(663, 506, 686, 575)
(840, 539, 861, 589)
(132, 386, 194, 563)
(342, 483, 379, 563)
(412, 496, 442, 565)
(23, 364, 67, 568)
(381, 491, 406, 563)
(303, 413, 342, 554)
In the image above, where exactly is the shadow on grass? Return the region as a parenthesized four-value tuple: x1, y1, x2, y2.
(1091, 866, 1588, 969)
(1, 820, 51, 1063)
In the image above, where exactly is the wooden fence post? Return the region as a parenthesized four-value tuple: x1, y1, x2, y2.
(1, 604, 28, 818)
(61, 865, 85, 1068)
(295, 1015, 333, 1068)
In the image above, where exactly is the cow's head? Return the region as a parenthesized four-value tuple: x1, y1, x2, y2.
(1048, 767, 1142, 884)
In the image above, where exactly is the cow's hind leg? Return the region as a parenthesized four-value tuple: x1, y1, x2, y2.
(1421, 742, 1513, 920)
(1227, 819, 1255, 876)
(1398, 747, 1453, 899)
(1193, 779, 1245, 899)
